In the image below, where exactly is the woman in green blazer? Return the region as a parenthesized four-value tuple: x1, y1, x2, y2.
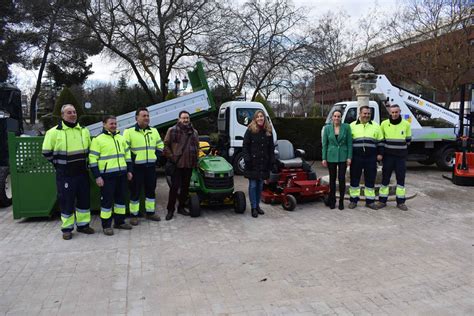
(322, 110, 353, 209)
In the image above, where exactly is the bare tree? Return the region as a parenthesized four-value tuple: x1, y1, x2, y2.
(384, 0, 472, 106)
(203, 0, 306, 100)
(304, 11, 357, 102)
(80, 0, 220, 103)
(356, 4, 388, 59)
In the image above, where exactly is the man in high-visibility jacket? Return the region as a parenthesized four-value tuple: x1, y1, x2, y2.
(349, 105, 384, 210)
(123, 107, 164, 225)
(377, 104, 412, 211)
(89, 116, 133, 235)
(42, 104, 95, 240)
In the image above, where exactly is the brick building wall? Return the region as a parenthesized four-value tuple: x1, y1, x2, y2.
(314, 29, 473, 108)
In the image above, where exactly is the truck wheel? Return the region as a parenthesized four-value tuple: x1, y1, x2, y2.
(189, 194, 201, 217)
(282, 194, 297, 211)
(233, 191, 246, 214)
(232, 152, 245, 175)
(436, 147, 456, 171)
(0, 167, 12, 207)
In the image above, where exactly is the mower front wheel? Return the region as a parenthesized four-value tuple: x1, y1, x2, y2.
(282, 194, 297, 212)
(233, 191, 246, 214)
(189, 194, 201, 217)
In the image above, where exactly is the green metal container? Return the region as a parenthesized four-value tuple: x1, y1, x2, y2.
(8, 132, 58, 219)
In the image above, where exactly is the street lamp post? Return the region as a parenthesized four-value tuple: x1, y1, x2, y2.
(173, 76, 189, 96)
(174, 77, 180, 95)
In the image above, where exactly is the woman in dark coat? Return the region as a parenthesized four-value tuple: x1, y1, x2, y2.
(242, 110, 275, 218)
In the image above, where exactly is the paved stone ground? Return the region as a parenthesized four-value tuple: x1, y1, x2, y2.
(0, 163, 473, 315)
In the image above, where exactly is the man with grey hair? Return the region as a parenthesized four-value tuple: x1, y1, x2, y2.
(42, 104, 95, 240)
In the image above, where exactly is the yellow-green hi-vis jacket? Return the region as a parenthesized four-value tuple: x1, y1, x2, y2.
(123, 124, 164, 167)
(89, 129, 132, 178)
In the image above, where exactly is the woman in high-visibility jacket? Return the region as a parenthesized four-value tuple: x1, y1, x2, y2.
(89, 116, 133, 235)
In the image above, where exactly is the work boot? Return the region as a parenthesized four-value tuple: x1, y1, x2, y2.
(146, 213, 161, 221)
(376, 202, 387, 209)
(103, 228, 114, 236)
(397, 203, 408, 211)
(348, 202, 357, 209)
(77, 226, 95, 234)
(338, 199, 344, 210)
(113, 223, 133, 230)
(62, 232, 72, 240)
(257, 206, 265, 215)
(366, 203, 378, 210)
(251, 208, 258, 218)
(165, 211, 174, 221)
(177, 207, 190, 216)
(130, 217, 139, 226)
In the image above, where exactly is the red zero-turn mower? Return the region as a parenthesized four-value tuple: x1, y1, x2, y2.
(261, 140, 329, 211)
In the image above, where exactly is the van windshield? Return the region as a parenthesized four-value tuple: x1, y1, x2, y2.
(236, 108, 269, 127)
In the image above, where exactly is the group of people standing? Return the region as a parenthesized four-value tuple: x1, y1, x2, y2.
(42, 102, 411, 240)
(42, 104, 198, 240)
(321, 104, 412, 211)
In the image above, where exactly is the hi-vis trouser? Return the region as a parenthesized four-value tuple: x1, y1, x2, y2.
(100, 174, 127, 228)
(129, 165, 157, 216)
(56, 170, 91, 232)
(349, 155, 377, 205)
(379, 155, 406, 204)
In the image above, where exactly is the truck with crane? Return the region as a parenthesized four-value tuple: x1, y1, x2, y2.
(324, 75, 472, 170)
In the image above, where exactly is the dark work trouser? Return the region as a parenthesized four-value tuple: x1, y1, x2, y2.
(379, 155, 406, 204)
(349, 155, 377, 205)
(129, 165, 157, 216)
(56, 170, 91, 233)
(100, 174, 127, 228)
(167, 168, 193, 213)
(327, 162, 347, 205)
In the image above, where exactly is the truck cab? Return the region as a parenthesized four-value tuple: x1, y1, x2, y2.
(218, 101, 277, 174)
(0, 83, 22, 207)
(325, 101, 382, 125)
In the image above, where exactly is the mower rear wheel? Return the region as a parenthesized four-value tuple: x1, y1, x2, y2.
(282, 194, 297, 211)
(0, 167, 12, 207)
(233, 191, 246, 214)
(189, 194, 201, 217)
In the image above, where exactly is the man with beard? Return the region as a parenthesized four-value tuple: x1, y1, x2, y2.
(163, 111, 199, 221)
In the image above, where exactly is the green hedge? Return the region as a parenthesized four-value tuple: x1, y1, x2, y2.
(41, 115, 61, 131)
(78, 114, 102, 127)
(273, 117, 326, 160)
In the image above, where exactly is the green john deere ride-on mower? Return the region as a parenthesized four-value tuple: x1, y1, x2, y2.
(166, 141, 246, 217)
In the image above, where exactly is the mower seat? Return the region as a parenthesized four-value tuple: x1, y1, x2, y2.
(276, 140, 303, 168)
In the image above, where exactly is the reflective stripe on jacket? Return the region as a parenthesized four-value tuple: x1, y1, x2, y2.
(381, 119, 412, 157)
(123, 124, 164, 166)
(350, 119, 383, 157)
(42, 121, 90, 170)
(89, 129, 131, 178)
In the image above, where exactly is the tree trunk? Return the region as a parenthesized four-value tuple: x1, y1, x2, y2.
(30, 13, 58, 124)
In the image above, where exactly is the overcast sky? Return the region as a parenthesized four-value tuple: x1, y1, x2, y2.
(13, 0, 399, 90)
